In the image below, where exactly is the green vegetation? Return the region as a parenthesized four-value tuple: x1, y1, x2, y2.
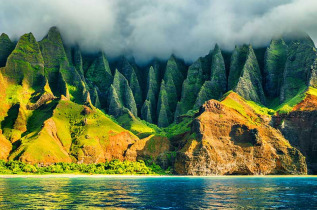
(165, 73, 178, 112)
(274, 87, 317, 114)
(3, 32, 45, 88)
(116, 113, 156, 138)
(209, 44, 227, 98)
(72, 46, 85, 76)
(233, 45, 266, 104)
(194, 81, 213, 109)
(245, 100, 275, 116)
(221, 91, 274, 124)
(222, 87, 317, 117)
(263, 38, 288, 98)
(0, 159, 167, 175)
(162, 115, 193, 138)
(280, 36, 316, 102)
(157, 80, 172, 127)
(39, 26, 68, 69)
(228, 45, 248, 90)
(8, 98, 135, 163)
(141, 66, 159, 123)
(141, 100, 153, 123)
(116, 57, 143, 109)
(0, 27, 316, 175)
(39, 27, 87, 103)
(164, 55, 186, 98)
(177, 47, 225, 116)
(86, 52, 113, 106)
(221, 93, 250, 117)
(178, 58, 207, 116)
(108, 69, 137, 116)
(0, 33, 15, 67)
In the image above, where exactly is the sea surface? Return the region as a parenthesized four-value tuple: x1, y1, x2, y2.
(0, 176, 316, 209)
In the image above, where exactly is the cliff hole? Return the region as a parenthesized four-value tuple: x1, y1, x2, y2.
(229, 124, 257, 147)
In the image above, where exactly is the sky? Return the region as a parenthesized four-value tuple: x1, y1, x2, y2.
(0, 0, 317, 64)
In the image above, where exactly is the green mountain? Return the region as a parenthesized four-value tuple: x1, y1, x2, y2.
(0, 33, 15, 67)
(0, 27, 317, 175)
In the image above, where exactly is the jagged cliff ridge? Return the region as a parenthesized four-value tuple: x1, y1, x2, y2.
(0, 26, 316, 175)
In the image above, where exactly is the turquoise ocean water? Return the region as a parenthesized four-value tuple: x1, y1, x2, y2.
(0, 177, 316, 209)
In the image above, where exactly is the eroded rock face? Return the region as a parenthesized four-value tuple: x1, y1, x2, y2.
(273, 94, 317, 173)
(280, 35, 316, 102)
(125, 135, 170, 162)
(174, 99, 307, 175)
(26, 92, 56, 110)
(0, 130, 11, 160)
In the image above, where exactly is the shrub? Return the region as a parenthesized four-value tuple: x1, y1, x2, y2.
(23, 164, 37, 173)
(0, 159, 165, 175)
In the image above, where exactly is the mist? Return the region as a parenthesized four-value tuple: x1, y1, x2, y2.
(1, 0, 317, 64)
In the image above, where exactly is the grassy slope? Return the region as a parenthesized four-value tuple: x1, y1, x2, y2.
(271, 87, 317, 114)
(9, 99, 139, 164)
(7, 86, 315, 164)
(116, 113, 158, 138)
(220, 87, 317, 121)
(220, 91, 274, 126)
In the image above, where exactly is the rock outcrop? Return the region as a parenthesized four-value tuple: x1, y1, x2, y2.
(125, 135, 170, 163)
(174, 93, 307, 175)
(273, 88, 317, 173)
(0, 130, 11, 160)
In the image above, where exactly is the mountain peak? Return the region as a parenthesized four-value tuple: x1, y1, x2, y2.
(42, 26, 63, 43)
(169, 54, 178, 62)
(0, 33, 14, 67)
(21, 32, 37, 42)
(212, 43, 221, 55)
(0, 33, 10, 41)
(48, 26, 60, 34)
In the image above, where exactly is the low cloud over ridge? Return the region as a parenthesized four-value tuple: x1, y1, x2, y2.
(1, 0, 317, 63)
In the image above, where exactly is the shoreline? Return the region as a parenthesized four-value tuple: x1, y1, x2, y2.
(0, 174, 317, 178)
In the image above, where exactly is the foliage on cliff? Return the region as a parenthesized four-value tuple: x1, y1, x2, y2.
(0, 27, 316, 175)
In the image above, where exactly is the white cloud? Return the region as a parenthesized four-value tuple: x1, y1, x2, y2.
(0, 0, 316, 64)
